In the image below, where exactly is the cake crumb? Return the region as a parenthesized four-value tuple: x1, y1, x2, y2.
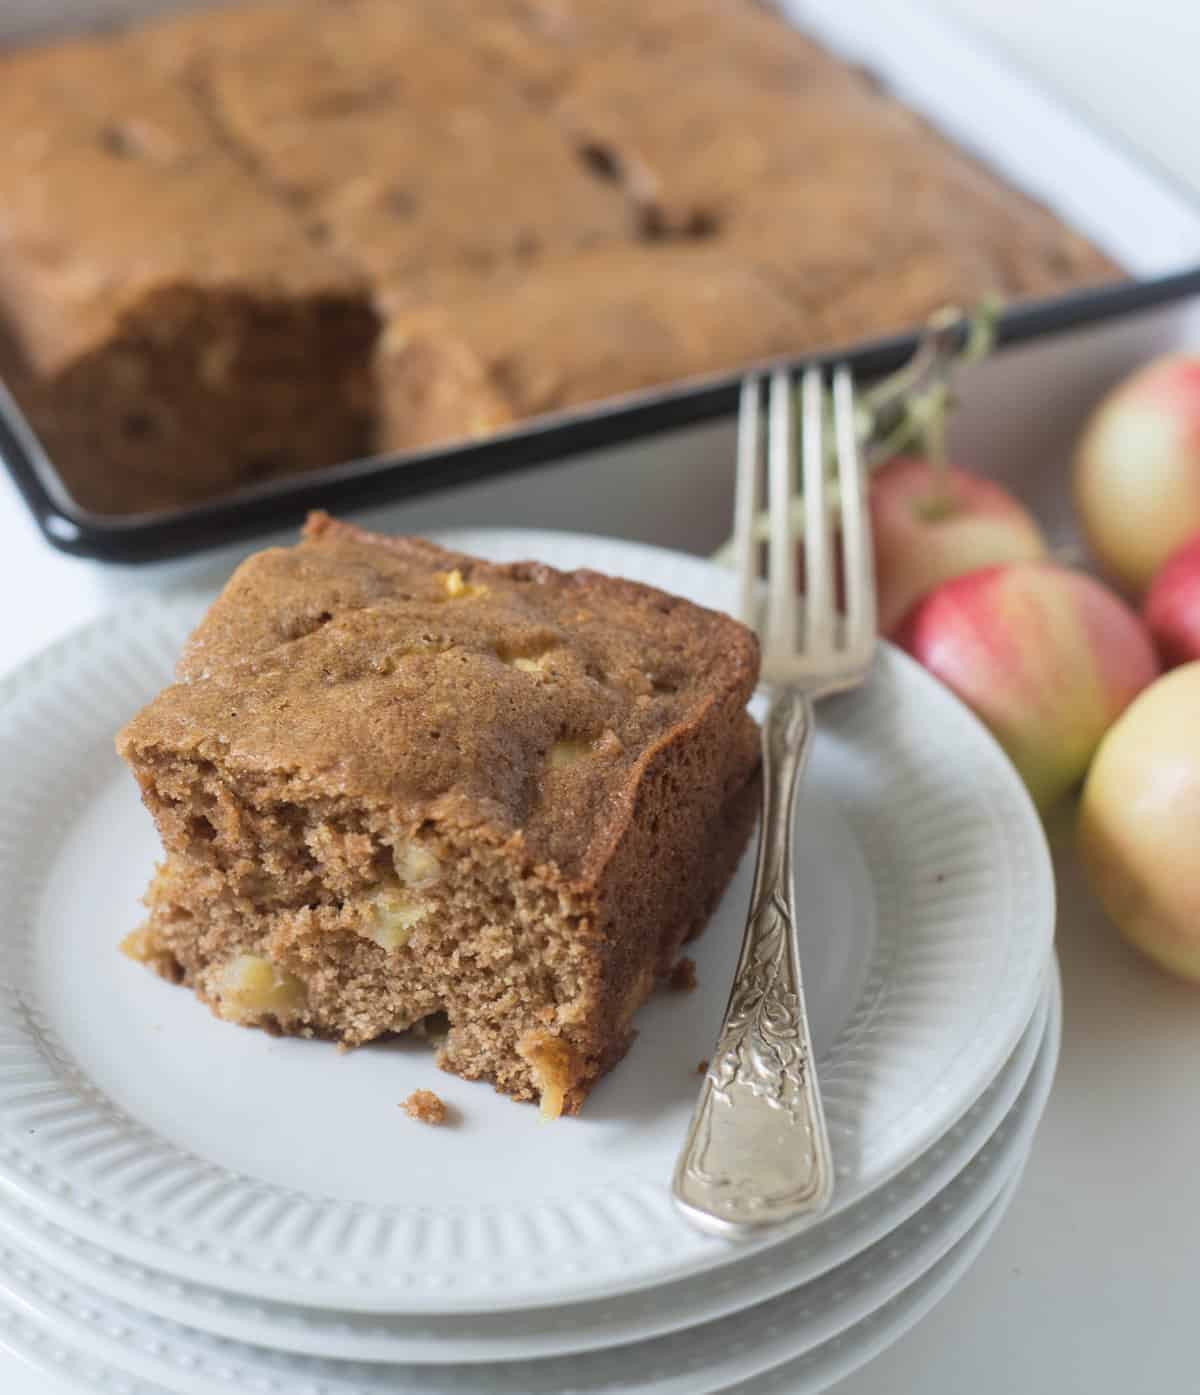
(668, 957, 699, 992)
(696, 1059, 709, 1075)
(402, 1088, 449, 1125)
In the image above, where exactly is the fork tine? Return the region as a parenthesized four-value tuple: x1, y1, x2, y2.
(733, 376, 762, 629)
(766, 368, 797, 658)
(801, 366, 834, 654)
(832, 364, 876, 654)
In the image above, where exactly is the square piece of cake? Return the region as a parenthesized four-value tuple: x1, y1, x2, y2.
(118, 515, 761, 1115)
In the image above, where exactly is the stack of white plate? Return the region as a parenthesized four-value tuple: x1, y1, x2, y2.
(0, 532, 1058, 1395)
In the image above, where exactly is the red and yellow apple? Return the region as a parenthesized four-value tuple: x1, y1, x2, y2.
(1074, 354, 1200, 594)
(896, 561, 1160, 811)
(1144, 533, 1200, 668)
(869, 456, 1048, 636)
(1078, 663, 1200, 982)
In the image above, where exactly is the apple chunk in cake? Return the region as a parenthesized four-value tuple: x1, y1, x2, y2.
(117, 512, 761, 1115)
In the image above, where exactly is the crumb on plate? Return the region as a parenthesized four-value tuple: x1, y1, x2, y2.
(402, 1088, 449, 1125)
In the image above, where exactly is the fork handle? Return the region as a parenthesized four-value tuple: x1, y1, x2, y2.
(672, 688, 834, 1236)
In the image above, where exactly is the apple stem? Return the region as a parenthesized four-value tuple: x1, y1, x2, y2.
(925, 381, 950, 506)
(861, 299, 998, 474)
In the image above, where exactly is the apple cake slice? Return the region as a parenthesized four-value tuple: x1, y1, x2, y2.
(117, 513, 761, 1115)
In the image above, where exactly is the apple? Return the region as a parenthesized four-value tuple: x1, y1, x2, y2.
(896, 561, 1160, 812)
(1144, 533, 1200, 668)
(1078, 663, 1200, 982)
(1074, 354, 1200, 594)
(870, 456, 1048, 636)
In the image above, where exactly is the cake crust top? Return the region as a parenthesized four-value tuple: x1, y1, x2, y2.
(119, 514, 759, 882)
(0, 34, 363, 376)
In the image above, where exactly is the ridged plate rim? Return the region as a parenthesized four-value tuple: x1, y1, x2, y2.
(0, 974, 1052, 1364)
(0, 963, 1060, 1395)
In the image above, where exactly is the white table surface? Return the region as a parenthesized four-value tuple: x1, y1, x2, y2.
(3, 5, 1200, 1393)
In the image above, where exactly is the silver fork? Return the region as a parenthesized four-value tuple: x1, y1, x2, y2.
(672, 363, 877, 1237)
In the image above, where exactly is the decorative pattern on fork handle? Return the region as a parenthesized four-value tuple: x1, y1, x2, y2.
(672, 687, 834, 1235)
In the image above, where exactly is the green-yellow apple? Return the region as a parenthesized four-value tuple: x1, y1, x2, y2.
(1074, 355, 1200, 594)
(1078, 663, 1200, 982)
(896, 561, 1160, 812)
(870, 456, 1048, 636)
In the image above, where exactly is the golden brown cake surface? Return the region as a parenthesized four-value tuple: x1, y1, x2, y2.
(0, 0, 1120, 512)
(123, 511, 759, 876)
(117, 514, 762, 1113)
(375, 242, 811, 448)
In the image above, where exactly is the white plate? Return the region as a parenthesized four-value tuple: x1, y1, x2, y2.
(0, 1178, 1027, 1395)
(0, 975, 1052, 1365)
(0, 968, 1059, 1395)
(739, 1157, 1028, 1395)
(0, 529, 1055, 1313)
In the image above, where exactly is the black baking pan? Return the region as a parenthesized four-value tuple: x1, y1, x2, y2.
(4, 269, 1200, 564)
